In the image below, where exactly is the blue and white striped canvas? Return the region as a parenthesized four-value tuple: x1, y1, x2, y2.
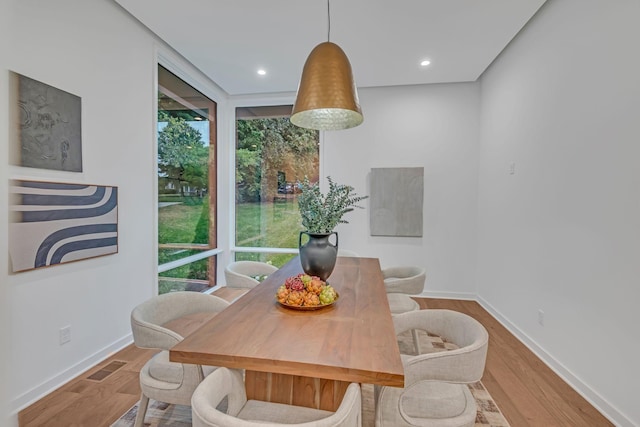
(9, 180, 118, 272)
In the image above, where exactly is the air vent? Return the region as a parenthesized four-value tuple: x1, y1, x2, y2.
(86, 360, 126, 381)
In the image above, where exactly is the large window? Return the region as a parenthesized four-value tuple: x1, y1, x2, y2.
(157, 65, 218, 294)
(235, 106, 319, 267)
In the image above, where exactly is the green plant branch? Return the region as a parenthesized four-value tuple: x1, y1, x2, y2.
(297, 176, 368, 233)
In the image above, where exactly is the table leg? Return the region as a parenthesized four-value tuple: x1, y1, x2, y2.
(244, 370, 351, 411)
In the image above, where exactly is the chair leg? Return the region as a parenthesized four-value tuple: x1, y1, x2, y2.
(373, 384, 381, 404)
(411, 329, 420, 355)
(134, 393, 149, 427)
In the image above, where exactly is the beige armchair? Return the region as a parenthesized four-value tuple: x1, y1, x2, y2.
(381, 266, 426, 294)
(224, 260, 278, 289)
(381, 265, 426, 353)
(192, 367, 362, 427)
(375, 309, 489, 427)
(130, 291, 231, 427)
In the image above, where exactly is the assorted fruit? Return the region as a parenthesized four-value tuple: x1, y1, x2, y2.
(276, 273, 337, 307)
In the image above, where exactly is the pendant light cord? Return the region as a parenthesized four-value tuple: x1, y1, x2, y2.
(327, 0, 331, 42)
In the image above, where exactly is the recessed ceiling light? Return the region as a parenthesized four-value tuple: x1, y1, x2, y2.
(420, 59, 431, 67)
(257, 69, 267, 76)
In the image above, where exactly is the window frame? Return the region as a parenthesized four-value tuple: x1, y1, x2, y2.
(155, 49, 227, 292)
(228, 95, 325, 264)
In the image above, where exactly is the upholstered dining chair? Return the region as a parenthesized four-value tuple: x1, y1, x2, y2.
(130, 291, 231, 427)
(381, 265, 426, 354)
(381, 266, 426, 294)
(224, 260, 278, 289)
(375, 309, 489, 427)
(192, 367, 363, 427)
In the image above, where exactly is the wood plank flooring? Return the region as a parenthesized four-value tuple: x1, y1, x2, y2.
(18, 345, 156, 427)
(420, 299, 613, 427)
(18, 296, 613, 427)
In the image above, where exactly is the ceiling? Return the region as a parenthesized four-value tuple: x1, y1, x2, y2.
(114, 0, 547, 96)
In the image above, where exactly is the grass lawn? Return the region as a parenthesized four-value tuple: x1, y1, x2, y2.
(158, 197, 209, 247)
(236, 200, 302, 242)
(158, 197, 303, 286)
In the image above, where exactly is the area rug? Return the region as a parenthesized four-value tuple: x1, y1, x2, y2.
(113, 330, 510, 427)
(112, 401, 191, 427)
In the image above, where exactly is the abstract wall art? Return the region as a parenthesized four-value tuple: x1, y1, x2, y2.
(370, 167, 424, 237)
(10, 72, 83, 171)
(9, 180, 118, 273)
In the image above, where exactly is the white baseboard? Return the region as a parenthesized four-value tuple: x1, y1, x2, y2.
(5, 412, 18, 427)
(476, 296, 634, 427)
(419, 290, 476, 300)
(10, 333, 134, 415)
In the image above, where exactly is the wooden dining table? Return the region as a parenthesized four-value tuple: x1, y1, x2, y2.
(170, 256, 404, 411)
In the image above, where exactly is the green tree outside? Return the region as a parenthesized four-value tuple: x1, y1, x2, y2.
(158, 111, 209, 196)
(236, 117, 319, 203)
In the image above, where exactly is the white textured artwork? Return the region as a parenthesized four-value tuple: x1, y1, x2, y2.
(11, 72, 82, 171)
(370, 167, 424, 237)
(9, 180, 118, 273)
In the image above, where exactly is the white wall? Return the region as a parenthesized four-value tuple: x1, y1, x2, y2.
(1, 0, 11, 423)
(3, 0, 636, 425)
(324, 83, 480, 297)
(1, 0, 226, 420)
(477, 0, 640, 425)
(4, 0, 156, 415)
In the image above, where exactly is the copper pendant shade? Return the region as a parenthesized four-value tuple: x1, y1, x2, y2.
(291, 41, 363, 131)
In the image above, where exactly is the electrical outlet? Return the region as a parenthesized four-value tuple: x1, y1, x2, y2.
(537, 310, 544, 326)
(509, 162, 516, 175)
(60, 325, 71, 345)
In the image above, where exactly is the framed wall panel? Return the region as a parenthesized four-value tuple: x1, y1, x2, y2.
(9, 180, 118, 273)
(370, 167, 424, 237)
(10, 72, 83, 172)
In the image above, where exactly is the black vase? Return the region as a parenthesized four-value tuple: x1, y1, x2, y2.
(298, 231, 339, 281)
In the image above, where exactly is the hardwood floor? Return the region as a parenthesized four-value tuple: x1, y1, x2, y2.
(18, 296, 613, 426)
(419, 299, 613, 427)
(18, 345, 156, 427)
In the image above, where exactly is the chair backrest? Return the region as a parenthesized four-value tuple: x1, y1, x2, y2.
(224, 261, 278, 289)
(192, 367, 362, 427)
(131, 291, 229, 351)
(394, 309, 488, 385)
(381, 266, 426, 294)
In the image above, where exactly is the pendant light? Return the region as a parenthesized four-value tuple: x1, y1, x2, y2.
(291, 0, 363, 131)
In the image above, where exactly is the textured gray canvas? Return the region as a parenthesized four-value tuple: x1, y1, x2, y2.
(12, 72, 82, 171)
(370, 167, 424, 237)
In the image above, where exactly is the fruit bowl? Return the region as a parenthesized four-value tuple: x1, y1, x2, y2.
(275, 274, 338, 310)
(277, 294, 339, 311)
